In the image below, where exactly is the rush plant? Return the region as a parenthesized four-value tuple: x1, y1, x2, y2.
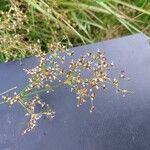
(0, 46, 130, 134)
(0, 0, 150, 62)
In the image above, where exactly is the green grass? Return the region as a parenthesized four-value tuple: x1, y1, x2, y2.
(0, 0, 150, 62)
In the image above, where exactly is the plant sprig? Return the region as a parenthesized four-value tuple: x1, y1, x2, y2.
(1, 49, 130, 134)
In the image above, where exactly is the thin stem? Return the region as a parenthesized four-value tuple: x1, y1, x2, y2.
(0, 86, 17, 96)
(24, 87, 53, 97)
(18, 99, 32, 115)
(23, 83, 63, 97)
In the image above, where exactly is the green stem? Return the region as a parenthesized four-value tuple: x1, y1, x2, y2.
(18, 99, 32, 115)
(23, 83, 63, 97)
(24, 87, 53, 97)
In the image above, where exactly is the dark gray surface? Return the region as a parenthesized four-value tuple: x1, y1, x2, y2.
(0, 33, 150, 150)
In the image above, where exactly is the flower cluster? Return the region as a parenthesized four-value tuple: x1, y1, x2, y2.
(64, 51, 129, 112)
(3, 94, 55, 134)
(0, 0, 27, 32)
(24, 52, 64, 91)
(0, 0, 41, 61)
(22, 96, 55, 135)
(1, 50, 129, 134)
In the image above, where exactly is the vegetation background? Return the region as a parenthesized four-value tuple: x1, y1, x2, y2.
(0, 0, 150, 62)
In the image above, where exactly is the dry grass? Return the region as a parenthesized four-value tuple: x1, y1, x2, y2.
(0, 0, 150, 62)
